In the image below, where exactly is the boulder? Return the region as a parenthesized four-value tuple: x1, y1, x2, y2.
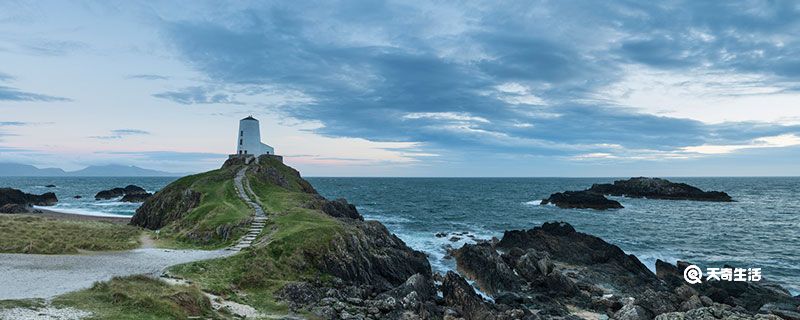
(440, 271, 496, 320)
(45, 184, 56, 188)
(614, 304, 653, 320)
(541, 190, 623, 210)
(452, 242, 521, 295)
(588, 177, 733, 202)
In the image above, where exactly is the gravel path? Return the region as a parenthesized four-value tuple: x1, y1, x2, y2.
(0, 163, 262, 301)
(0, 248, 232, 300)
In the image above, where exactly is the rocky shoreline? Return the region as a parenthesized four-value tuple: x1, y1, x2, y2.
(277, 218, 800, 319)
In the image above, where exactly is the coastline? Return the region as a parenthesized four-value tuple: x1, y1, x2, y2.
(25, 208, 131, 224)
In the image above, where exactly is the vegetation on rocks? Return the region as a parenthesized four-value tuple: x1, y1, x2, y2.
(0, 215, 140, 254)
(130, 164, 252, 248)
(165, 156, 429, 318)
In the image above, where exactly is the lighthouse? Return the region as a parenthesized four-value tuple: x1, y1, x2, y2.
(236, 116, 274, 156)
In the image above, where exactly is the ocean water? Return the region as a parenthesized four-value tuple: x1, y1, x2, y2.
(307, 177, 800, 295)
(2, 176, 798, 294)
(0, 177, 176, 216)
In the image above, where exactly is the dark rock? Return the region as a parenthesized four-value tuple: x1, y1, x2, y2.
(441, 271, 496, 320)
(496, 222, 666, 299)
(0, 188, 58, 207)
(388, 273, 436, 301)
(121, 193, 152, 202)
(453, 242, 521, 296)
(614, 304, 653, 320)
(655, 260, 799, 314)
(655, 304, 782, 319)
(123, 185, 148, 195)
(45, 184, 56, 188)
(131, 189, 201, 229)
(0, 203, 29, 213)
(588, 177, 733, 202)
(73, 195, 82, 199)
(449, 236, 462, 242)
(96, 185, 148, 200)
(435, 232, 447, 238)
(321, 198, 363, 220)
(95, 187, 125, 200)
(541, 191, 623, 210)
(309, 220, 431, 291)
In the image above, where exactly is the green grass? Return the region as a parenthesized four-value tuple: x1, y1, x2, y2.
(151, 165, 253, 248)
(0, 215, 141, 254)
(53, 275, 220, 320)
(0, 298, 45, 310)
(169, 207, 344, 317)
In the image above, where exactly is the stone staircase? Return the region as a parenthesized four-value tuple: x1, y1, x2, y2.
(229, 164, 268, 251)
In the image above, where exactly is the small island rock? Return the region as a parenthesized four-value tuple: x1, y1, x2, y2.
(95, 185, 149, 200)
(588, 177, 733, 202)
(541, 190, 623, 210)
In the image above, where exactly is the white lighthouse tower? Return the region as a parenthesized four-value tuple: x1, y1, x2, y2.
(236, 116, 274, 156)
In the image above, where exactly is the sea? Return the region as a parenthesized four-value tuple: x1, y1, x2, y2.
(2, 176, 798, 294)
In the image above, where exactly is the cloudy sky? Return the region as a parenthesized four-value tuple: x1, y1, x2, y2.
(1, 1, 799, 176)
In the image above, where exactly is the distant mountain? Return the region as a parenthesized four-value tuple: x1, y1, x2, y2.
(0, 162, 183, 177)
(0, 163, 67, 176)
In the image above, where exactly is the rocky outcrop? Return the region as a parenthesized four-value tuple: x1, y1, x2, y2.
(94, 187, 125, 200)
(453, 242, 521, 295)
(0, 188, 58, 213)
(541, 190, 623, 210)
(95, 185, 150, 200)
(655, 260, 799, 317)
(321, 198, 363, 220)
(131, 188, 201, 229)
(588, 177, 733, 202)
(310, 220, 431, 291)
(441, 271, 499, 320)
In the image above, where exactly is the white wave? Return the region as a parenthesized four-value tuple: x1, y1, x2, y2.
(523, 200, 542, 205)
(33, 205, 133, 218)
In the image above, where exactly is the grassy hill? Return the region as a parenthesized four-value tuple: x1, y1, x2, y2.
(127, 155, 429, 317)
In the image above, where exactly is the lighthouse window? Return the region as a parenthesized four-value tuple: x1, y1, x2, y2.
(240, 130, 243, 136)
(239, 139, 242, 145)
